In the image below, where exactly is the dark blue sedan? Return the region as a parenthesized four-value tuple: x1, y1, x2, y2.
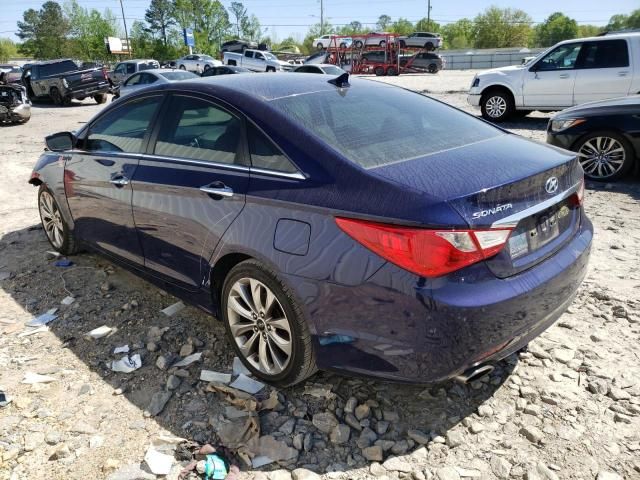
(29, 74, 592, 386)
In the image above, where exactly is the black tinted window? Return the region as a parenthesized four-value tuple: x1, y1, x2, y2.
(248, 124, 297, 173)
(155, 96, 241, 164)
(86, 96, 161, 153)
(126, 63, 136, 74)
(39, 60, 78, 77)
(580, 40, 629, 69)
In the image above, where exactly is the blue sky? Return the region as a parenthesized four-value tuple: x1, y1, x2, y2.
(1, 0, 638, 43)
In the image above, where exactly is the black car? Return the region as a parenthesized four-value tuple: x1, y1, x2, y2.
(400, 52, 443, 73)
(547, 96, 640, 181)
(201, 65, 251, 77)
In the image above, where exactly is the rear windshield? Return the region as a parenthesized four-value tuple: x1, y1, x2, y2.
(160, 71, 198, 81)
(270, 83, 502, 169)
(321, 66, 344, 75)
(39, 60, 78, 77)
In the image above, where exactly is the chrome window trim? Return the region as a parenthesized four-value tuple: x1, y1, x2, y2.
(491, 182, 581, 228)
(250, 167, 305, 180)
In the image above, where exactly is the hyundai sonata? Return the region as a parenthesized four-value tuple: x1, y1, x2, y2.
(29, 74, 592, 386)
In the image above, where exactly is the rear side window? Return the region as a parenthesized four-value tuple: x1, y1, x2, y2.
(248, 124, 297, 173)
(126, 63, 136, 74)
(85, 96, 162, 153)
(270, 84, 502, 169)
(154, 96, 241, 164)
(579, 40, 629, 69)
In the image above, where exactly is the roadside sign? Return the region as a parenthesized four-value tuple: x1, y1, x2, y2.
(183, 29, 195, 47)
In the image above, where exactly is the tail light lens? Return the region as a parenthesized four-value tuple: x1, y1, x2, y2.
(335, 217, 513, 278)
(569, 177, 585, 207)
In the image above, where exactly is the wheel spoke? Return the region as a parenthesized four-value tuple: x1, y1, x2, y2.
(229, 320, 255, 337)
(258, 334, 271, 373)
(228, 295, 254, 320)
(238, 331, 259, 355)
(249, 279, 264, 312)
(268, 329, 291, 355)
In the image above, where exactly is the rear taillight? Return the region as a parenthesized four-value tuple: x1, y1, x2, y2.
(335, 217, 513, 278)
(569, 177, 585, 207)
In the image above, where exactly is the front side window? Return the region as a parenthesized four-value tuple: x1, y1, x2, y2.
(139, 73, 158, 85)
(244, 51, 253, 58)
(579, 40, 629, 69)
(535, 43, 582, 71)
(248, 123, 297, 173)
(85, 96, 162, 153)
(114, 64, 125, 74)
(256, 53, 265, 60)
(124, 73, 142, 86)
(154, 96, 241, 164)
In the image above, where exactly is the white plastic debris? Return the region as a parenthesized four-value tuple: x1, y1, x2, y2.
(200, 370, 231, 384)
(22, 372, 56, 384)
(111, 354, 142, 373)
(230, 373, 265, 394)
(233, 357, 251, 376)
(46, 251, 61, 258)
(161, 301, 185, 316)
(144, 447, 174, 475)
(17, 325, 49, 337)
(61, 296, 75, 306)
(86, 325, 113, 339)
(25, 308, 58, 327)
(113, 345, 130, 354)
(172, 352, 202, 367)
(252, 455, 274, 468)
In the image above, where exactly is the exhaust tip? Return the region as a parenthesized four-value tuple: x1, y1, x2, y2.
(454, 364, 495, 384)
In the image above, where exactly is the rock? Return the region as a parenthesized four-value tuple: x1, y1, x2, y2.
(292, 469, 321, 480)
(69, 421, 96, 434)
(345, 413, 362, 431)
(166, 375, 181, 390)
(102, 458, 119, 473)
(608, 388, 631, 401)
(376, 420, 390, 435)
(196, 460, 206, 474)
(3, 447, 20, 462)
(469, 421, 485, 434)
(147, 342, 158, 352)
(614, 413, 632, 424)
(551, 348, 574, 364)
(391, 440, 409, 455)
(520, 425, 544, 444)
(292, 433, 304, 451)
(491, 456, 512, 479)
(370, 462, 387, 477)
(89, 435, 105, 448)
(383, 456, 412, 473)
(345, 397, 358, 413)
(355, 404, 371, 420)
(156, 355, 171, 370)
(49, 443, 71, 460)
(24, 431, 45, 451)
(533, 462, 559, 480)
(612, 305, 628, 319)
(45, 431, 62, 445)
(100, 281, 113, 292)
(384, 410, 399, 421)
(478, 405, 493, 417)
(356, 427, 378, 448)
(596, 472, 623, 480)
(303, 432, 313, 452)
(269, 472, 292, 480)
(407, 429, 430, 445)
(179, 342, 194, 357)
(455, 467, 481, 478)
(519, 386, 538, 401)
(312, 412, 339, 433)
(446, 430, 464, 448)
(330, 424, 351, 444)
(147, 390, 173, 416)
(436, 467, 461, 480)
(589, 380, 610, 395)
(279, 418, 296, 435)
(524, 404, 542, 417)
(106, 463, 156, 480)
(362, 445, 383, 462)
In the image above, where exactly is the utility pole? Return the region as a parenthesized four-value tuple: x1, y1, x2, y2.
(118, 0, 131, 57)
(320, 0, 324, 35)
(427, 0, 431, 30)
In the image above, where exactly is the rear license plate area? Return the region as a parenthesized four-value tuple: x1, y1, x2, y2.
(509, 203, 572, 259)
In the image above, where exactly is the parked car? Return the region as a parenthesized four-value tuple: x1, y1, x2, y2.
(313, 35, 352, 49)
(221, 39, 258, 53)
(0, 64, 24, 84)
(224, 49, 293, 72)
(352, 32, 396, 48)
(468, 32, 640, 122)
(22, 59, 110, 105)
(547, 95, 640, 181)
(114, 69, 198, 99)
(177, 54, 222, 73)
(110, 59, 160, 85)
(30, 74, 592, 386)
(303, 51, 328, 64)
(292, 64, 345, 75)
(400, 52, 444, 73)
(0, 84, 30, 124)
(201, 66, 251, 77)
(398, 32, 442, 50)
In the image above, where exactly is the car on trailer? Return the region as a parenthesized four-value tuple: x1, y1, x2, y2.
(398, 32, 443, 51)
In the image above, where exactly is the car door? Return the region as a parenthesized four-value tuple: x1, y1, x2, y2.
(243, 50, 256, 70)
(522, 42, 582, 108)
(65, 94, 164, 264)
(130, 93, 249, 289)
(112, 63, 126, 84)
(121, 73, 144, 97)
(573, 39, 633, 104)
(254, 51, 267, 71)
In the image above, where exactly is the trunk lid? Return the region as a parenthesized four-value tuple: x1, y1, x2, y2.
(372, 134, 584, 277)
(64, 68, 107, 92)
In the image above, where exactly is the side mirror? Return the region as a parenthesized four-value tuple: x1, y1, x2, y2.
(529, 63, 539, 72)
(45, 132, 74, 152)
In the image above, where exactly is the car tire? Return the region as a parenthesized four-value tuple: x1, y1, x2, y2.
(399, 40, 406, 48)
(266, 67, 276, 72)
(204, 64, 211, 71)
(425, 42, 434, 51)
(480, 89, 514, 122)
(573, 131, 635, 182)
(221, 259, 317, 387)
(387, 66, 398, 76)
(513, 110, 532, 118)
(374, 66, 386, 76)
(354, 40, 363, 48)
(317, 43, 324, 50)
(49, 87, 62, 106)
(179, 65, 186, 70)
(37, 185, 78, 256)
(339, 42, 347, 48)
(93, 93, 107, 104)
(379, 40, 386, 47)
(428, 64, 438, 74)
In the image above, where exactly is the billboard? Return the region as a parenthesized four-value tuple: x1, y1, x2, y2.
(183, 29, 195, 48)
(105, 37, 131, 55)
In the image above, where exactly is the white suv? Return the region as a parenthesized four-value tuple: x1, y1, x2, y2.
(467, 32, 640, 121)
(398, 32, 442, 51)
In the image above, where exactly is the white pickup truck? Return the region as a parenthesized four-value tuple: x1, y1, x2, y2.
(468, 32, 640, 121)
(223, 49, 292, 72)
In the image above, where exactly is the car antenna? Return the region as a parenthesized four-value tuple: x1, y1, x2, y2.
(328, 72, 350, 88)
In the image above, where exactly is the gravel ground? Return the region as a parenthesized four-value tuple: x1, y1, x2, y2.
(1, 71, 639, 480)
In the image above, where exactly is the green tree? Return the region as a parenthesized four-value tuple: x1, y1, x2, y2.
(415, 18, 441, 32)
(605, 9, 640, 31)
(229, 2, 247, 38)
(302, 22, 334, 54)
(171, 0, 194, 30)
(533, 12, 578, 47)
(199, 0, 230, 51)
(65, 1, 118, 61)
(145, 0, 175, 46)
(472, 6, 532, 49)
(441, 18, 473, 49)
(0, 38, 18, 62)
(390, 18, 414, 35)
(337, 21, 364, 35)
(577, 24, 603, 38)
(376, 15, 392, 31)
(17, 1, 70, 59)
(241, 13, 261, 41)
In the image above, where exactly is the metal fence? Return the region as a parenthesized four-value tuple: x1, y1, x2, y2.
(440, 48, 546, 70)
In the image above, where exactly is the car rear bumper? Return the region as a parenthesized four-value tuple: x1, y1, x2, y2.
(288, 212, 592, 384)
(69, 83, 109, 99)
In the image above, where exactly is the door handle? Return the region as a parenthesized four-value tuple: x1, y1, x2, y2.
(618, 71, 629, 77)
(559, 73, 570, 79)
(200, 183, 234, 198)
(109, 176, 129, 186)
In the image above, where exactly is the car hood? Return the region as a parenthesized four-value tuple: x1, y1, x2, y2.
(477, 64, 526, 76)
(553, 95, 640, 118)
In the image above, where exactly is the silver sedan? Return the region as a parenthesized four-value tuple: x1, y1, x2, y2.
(176, 54, 223, 73)
(115, 69, 199, 99)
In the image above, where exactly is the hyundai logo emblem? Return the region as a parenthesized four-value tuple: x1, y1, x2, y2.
(545, 176, 559, 194)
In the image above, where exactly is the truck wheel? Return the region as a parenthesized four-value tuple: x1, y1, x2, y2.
(62, 95, 72, 106)
(387, 67, 398, 76)
(266, 67, 276, 72)
(94, 94, 107, 104)
(179, 65, 186, 70)
(374, 66, 386, 76)
(50, 87, 62, 106)
(316, 43, 324, 50)
(428, 64, 438, 74)
(480, 89, 514, 122)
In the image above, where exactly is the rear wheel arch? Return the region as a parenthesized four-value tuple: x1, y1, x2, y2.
(210, 252, 252, 317)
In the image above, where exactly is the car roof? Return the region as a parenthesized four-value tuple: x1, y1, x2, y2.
(556, 31, 640, 45)
(31, 59, 76, 65)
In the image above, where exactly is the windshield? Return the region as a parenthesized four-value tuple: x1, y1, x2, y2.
(321, 66, 345, 75)
(202, 55, 214, 61)
(160, 71, 198, 81)
(270, 84, 502, 169)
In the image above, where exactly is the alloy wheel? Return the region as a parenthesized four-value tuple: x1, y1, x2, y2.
(578, 136, 626, 179)
(485, 95, 507, 118)
(227, 277, 292, 375)
(39, 191, 64, 249)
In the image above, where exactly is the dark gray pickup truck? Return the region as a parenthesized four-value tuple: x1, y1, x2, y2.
(22, 59, 110, 106)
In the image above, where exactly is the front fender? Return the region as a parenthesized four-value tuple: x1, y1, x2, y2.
(29, 152, 75, 229)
